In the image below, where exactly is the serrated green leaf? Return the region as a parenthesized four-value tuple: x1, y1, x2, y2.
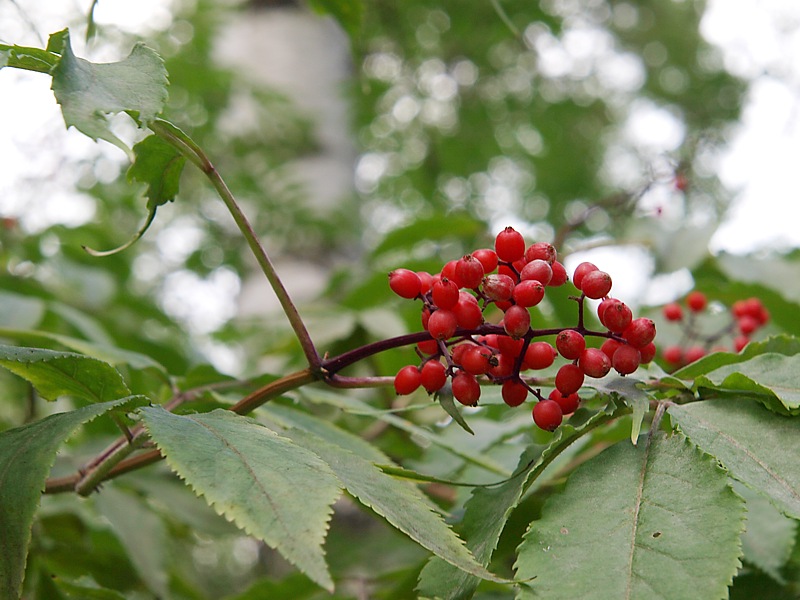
(128, 133, 186, 208)
(515, 434, 745, 600)
(51, 30, 168, 157)
(0, 397, 144, 600)
(695, 353, 800, 414)
(281, 426, 504, 584)
(140, 407, 341, 591)
(734, 482, 797, 584)
(0, 344, 131, 403)
(672, 334, 800, 380)
(669, 399, 800, 519)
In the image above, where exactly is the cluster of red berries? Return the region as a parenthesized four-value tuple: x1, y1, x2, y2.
(388, 226, 656, 432)
(661, 291, 769, 368)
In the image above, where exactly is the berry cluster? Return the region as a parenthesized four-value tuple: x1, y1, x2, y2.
(388, 226, 656, 432)
(661, 291, 769, 368)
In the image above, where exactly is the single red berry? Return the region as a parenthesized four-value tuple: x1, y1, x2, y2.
(578, 348, 612, 378)
(572, 262, 599, 290)
(416, 271, 434, 294)
(432, 278, 460, 310)
(420, 360, 447, 393)
(601, 338, 623, 360)
(738, 315, 759, 336)
(622, 318, 656, 349)
(503, 304, 531, 339)
(533, 399, 563, 431)
(639, 342, 656, 364)
(489, 353, 515, 378)
(556, 329, 586, 360)
(598, 299, 632, 333)
(482, 273, 516, 302)
(453, 292, 484, 329)
(440, 260, 460, 285)
(502, 379, 529, 407)
(684, 346, 706, 363)
(394, 365, 422, 395)
(555, 363, 584, 395)
(733, 336, 749, 352)
(612, 344, 641, 375)
(452, 371, 481, 406)
(686, 291, 707, 312)
(456, 255, 486, 289)
(580, 270, 612, 299)
(450, 343, 473, 366)
(497, 335, 525, 358)
(472, 248, 499, 274)
(417, 339, 440, 355)
(663, 345, 683, 365)
(513, 280, 546, 308)
(549, 261, 569, 286)
(662, 303, 683, 322)
(524, 341, 557, 370)
(427, 309, 458, 340)
(388, 269, 421, 299)
(549, 389, 580, 414)
(495, 226, 526, 262)
(519, 259, 553, 286)
(461, 346, 492, 376)
(524, 242, 557, 265)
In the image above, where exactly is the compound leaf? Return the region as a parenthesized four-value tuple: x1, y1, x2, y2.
(0, 344, 131, 403)
(669, 398, 800, 519)
(0, 397, 145, 600)
(515, 433, 744, 600)
(140, 407, 341, 591)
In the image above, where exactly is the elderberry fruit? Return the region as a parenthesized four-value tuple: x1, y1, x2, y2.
(533, 400, 563, 431)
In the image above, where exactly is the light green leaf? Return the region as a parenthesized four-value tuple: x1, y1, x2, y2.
(515, 433, 745, 600)
(0, 344, 131, 403)
(734, 482, 797, 584)
(282, 426, 503, 584)
(0, 397, 145, 600)
(694, 353, 800, 414)
(50, 30, 168, 157)
(95, 486, 169, 597)
(669, 399, 800, 519)
(437, 384, 474, 434)
(140, 407, 341, 591)
(128, 133, 186, 209)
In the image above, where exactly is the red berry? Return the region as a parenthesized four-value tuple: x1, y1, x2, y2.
(497, 335, 524, 357)
(549, 389, 580, 414)
(738, 315, 759, 336)
(622, 318, 656, 349)
(389, 269, 421, 299)
(662, 303, 683, 321)
(579, 270, 612, 299)
(612, 344, 641, 375)
(598, 299, 632, 333)
(488, 353, 515, 378)
(472, 248, 499, 274)
(572, 262, 598, 290)
(733, 336, 749, 352)
(549, 261, 569, 286)
(452, 371, 481, 406)
(495, 227, 526, 262)
(453, 293, 484, 329)
(416, 271, 434, 294)
(533, 400, 563, 431)
(663, 345, 683, 365)
(513, 280, 546, 308)
(556, 329, 586, 360)
(524, 242, 557, 265)
(432, 278, 460, 310)
(639, 342, 656, 364)
(427, 309, 458, 340)
(684, 346, 706, 363)
(456, 255, 486, 289)
(420, 360, 447, 393)
(686, 291, 707, 312)
(519, 259, 553, 286)
(503, 304, 531, 339)
(440, 260, 459, 284)
(555, 363, 584, 395)
(482, 274, 516, 302)
(502, 379, 529, 407)
(601, 338, 623, 360)
(417, 339, 440, 355)
(450, 343, 473, 366)
(461, 346, 492, 376)
(578, 348, 611, 378)
(524, 341, 557, 370)
(394, 365, 422, 395)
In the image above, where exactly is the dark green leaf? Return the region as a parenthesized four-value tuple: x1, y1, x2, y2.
(436, 385, 474, 434)
(128, 133, 187, 208)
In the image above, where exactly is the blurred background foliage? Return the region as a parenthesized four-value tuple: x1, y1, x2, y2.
(1, 0, 799, 597)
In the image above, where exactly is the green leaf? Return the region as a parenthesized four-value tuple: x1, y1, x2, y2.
(50, 30, 168, 157)
(128, 133, 187, 208)
(306, 0, 364, 40)
(0, 344, 131, 403)
(514, 433, 745, 600)
(417, 445, 542, 600)
(695, 353, 800, 414)
(669, 399, 800, 519)
(140, 407, 341, 591)
(436, 384, 474, 434)
(281, 426, 504, 584)
(734, 482, 797, 584)
(0, 397, 144, 600)
(0, 42, 59, 73)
